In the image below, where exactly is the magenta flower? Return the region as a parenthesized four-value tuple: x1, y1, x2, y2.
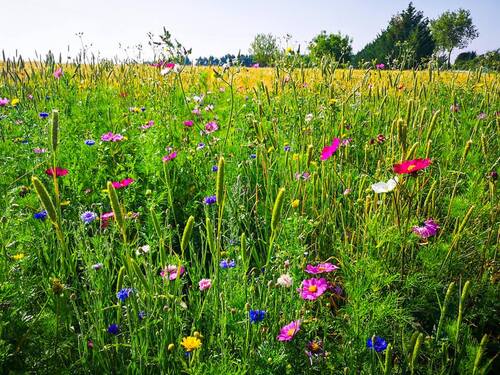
(277, 320, 300, 341)
(162, 151, 177, 162)
(320, 138, 340, 161)
(0, 98, 9, 106)
(299, 278, 328, 300)
(140, 120, 154, 130)
(101, 132, 124, 142)
(305, 262, 339, 274)
(101, 212, 114, 221)
(33, 148, 47, 154)
(160, 265, 185, 280)
(205, 121, 219, 134)
(412, 219, 439, 239)
(199, 278, 212, 291)
(192, 108, 201, 116)
(376, 63, 385, 70)
(45, 167, 68, 177)
(252, 63, 260, 68)
(53, 67, 63, 79)
(183, 120, 194, 127)
(111, 178, 134, 189)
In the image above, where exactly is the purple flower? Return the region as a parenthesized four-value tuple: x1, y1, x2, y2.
(220, 259, 236, 269)
(34, 210, 48, 220)
(366, 336, 388, 352)
(412, 218, 439, 239)
(107, 324, 119, 335)
(211, 165, 218, 172)
(85, 139, 95, 146)
(196, 143, 206, 150)
(138, 311, 146, 320)
(81, 211, 97, 224)
(39, 112, 49, 119)
(205, 121, 219, 134)
(249, 309, 266, 323)
(92, 263, 103, 270)
(284, 145, 291, 152)
(116, 288, 134, 302)
(250, 154, 257, 159)
(203, 195, 217, 205)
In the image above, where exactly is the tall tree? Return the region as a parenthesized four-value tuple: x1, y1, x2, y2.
(354, 3, 434, 68)
(429, 9, 479, 67)
(309, 31, 352, 63)
(249, 33, 279, 66)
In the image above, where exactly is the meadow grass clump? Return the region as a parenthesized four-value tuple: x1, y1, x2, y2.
(0, 56, 498, 374)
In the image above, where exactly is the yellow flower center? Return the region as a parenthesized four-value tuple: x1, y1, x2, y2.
(308, 285, 318, 293)
(407, 164, 416, 172)
(287, 328, 296, 337)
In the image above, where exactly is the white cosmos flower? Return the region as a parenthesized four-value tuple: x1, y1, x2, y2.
(371, 176, 398, 193)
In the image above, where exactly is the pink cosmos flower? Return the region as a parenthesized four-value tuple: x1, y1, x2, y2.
(45, 167, 68, 177)
(376, 63, 385, 70)
(393, 158, 431, 174)
(183, 120, 194, 127)
(162, 151, 177, 162)
(199, 278, 212, 291)
(277, 320, 300, 342)
(101, 212, 114, 221)
(101, 132, 124, 142)
(0, 98, 9, 106)
(299, 278, 328, 300)
(140, 120, 154, 130)
(160, 265, 185, 280)
(205, 121, 219, 134)
(320, 138, 341, 161)
(305, 262, 339, 274)
(252, 63, 260, 68)
(111, 178, 134, 189)
(53, 67, 63, 79)
(412, 218, 439, 239)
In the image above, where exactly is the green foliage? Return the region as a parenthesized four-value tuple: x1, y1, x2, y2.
(429, 8, 479, 67)
(354, 2, 435, 68)
(249, 33, 279, 66)
(309, 31, 352, 63)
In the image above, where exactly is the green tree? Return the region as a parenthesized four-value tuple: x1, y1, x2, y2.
(309, 31, 352, 63)
(429, 9, 479, 67)
(249, 33, 279, 67)
(354, 2, 434, 68)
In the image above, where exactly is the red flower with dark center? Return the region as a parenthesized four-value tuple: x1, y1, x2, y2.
(393, 159, 431, 174)
(45, 167, 68, 177)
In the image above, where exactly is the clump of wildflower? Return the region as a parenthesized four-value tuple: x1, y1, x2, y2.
(211, 165, 218, 172)
(107, 324, 120, 335)
(111, 178, 134, 189)
(0, 98, 9, 106)
(284, 145, 291, 152)
(249, 310, 266, 323)
(12, 253, 26, 261)
(250, 153, 257, 159)
(183, 120, 194, 127)
(305, 263, 339, 274)
(299, 278, 329, 300)
(116, 288, 134, 302)
(277, 274, 293, 288)
(85, 139, 95, 146)
(412, 218, 439, 239)
(305, 340, 326, 365)
(181, 336, 202, 352)
(366, 336, 388, 352)
(160, 265, 185, 280)
(220, 259, 236, 269)
(80, 211, 97, 224)
(291, 199, 300, 209)
(196, 142, 206, 150)
(321, 138, 341, 161)
(33, 148, 47, 154)
(203, 195, 217, 205)
(101, 132, 124, 142)
(140, 120, 154, 130)
(162, 151, 177, 162)
(39, 112, 49, 119)
(199, 278, 212, 291)
(376, 63, 385, 69)
(53, 67, 63, 79)
(277, 320, 301, 342)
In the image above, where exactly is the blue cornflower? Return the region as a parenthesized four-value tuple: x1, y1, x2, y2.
(212, 165, 218, 172)
(249, 310, 266, 323)
(196, 142, 206, 150)
(85, 139, 95, 146)
(116, 288, 133, 302)
(203, 195, 217, 205)
(39, 112, 49, 119)
(250, 154, 257, 159)
(220, 259, 236, 269)
(138, 311, 146, 321)
(107, 324, 119, 335)
(34, 210, 48, 220)
(80, 211, 97, 224)
(366, 336, 388, 352)
(140, 107, 146, 112)
(284, 145, 291, 152)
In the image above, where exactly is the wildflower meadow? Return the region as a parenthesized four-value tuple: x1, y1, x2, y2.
(0, 52, 498, 373)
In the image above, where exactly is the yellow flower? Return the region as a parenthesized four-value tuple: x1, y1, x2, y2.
(292, 153, 300, 161)
(267, 146, 275, 153)
(11, 98, 20, 106)
(12, 253, 25, 261)
(285, 47, 293, 55)
(329, 98, 337, 105)
(167, 343, 175, 351)
(291, 199, 300, 209)
(181, 336, 202, 352)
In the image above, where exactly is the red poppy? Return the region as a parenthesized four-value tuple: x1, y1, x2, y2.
(393, 159, 431, 174)
(45, 167, 68, 177)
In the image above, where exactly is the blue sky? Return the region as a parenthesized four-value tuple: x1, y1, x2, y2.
(1, 0, 498, 60)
